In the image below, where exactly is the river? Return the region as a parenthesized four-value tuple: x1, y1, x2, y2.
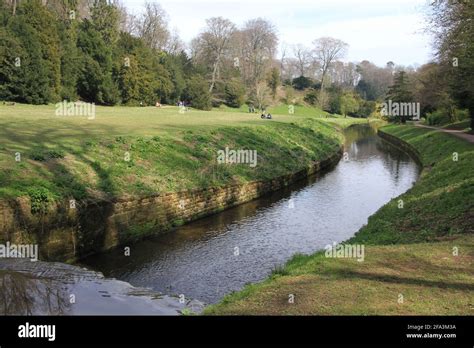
(80, 123, 420, 305)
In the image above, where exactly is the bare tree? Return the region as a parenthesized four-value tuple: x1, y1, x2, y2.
(312, 37, 349, 93)
(279, 42, 288, 76)
(192, 17, 236, 93)
(5, 0, 18, 15)
(327, 61, 359, 87)
(292, 44, 312, 77)
(136, 2, 170, 51)
(254, 81, 271, 111)
(116, 1, 137, 35)
(237, 18, 278, 89)
(165, 28, 186, 55)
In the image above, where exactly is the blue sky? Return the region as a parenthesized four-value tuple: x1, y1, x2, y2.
(121, 0, 433, 67)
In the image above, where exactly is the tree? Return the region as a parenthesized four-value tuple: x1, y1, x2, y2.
(185, 75, 212, 110)
(412, 62, 447, 116)
(355, 60, 393, 101)
(90, 0, 120, 46)
(56, 0, 81, 101)
(429, 0, 474, 129)
(135, 2, 170, 51)
(192, 17, 236, 93)
(267, 67, 280, 99)
(249, 82, 271, 111)
(340, 93, 359, 117)
(161, 52, 187, 104)
(312, 37, 348, 100)
(386, 71, 414, 123)
(77, 18, 119, 105)
(236, 18, 278, 89)
(292, 43, 312, 77)
(1, 2, 54, 104)
(224, 78, 245, 108)
(292, 75, 312, 90)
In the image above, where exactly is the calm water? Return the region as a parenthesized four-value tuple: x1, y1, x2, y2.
(82, 124, 420, 304)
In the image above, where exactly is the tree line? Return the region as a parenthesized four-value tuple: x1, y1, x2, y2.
(0, 0, 472, 127)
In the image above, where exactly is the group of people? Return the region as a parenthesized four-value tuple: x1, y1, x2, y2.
(248, 104, 272, 119)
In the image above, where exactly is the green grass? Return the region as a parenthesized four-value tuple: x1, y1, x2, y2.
(442, 119, 472, 132)
(0, 103, 366, 201)
(215, 103, 346, 118)
(205, 236, 474, 315)
(350, 125, 474, 244)
(205, 124, 474, 315)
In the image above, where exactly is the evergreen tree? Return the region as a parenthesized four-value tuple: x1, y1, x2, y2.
(185, 75, 212, 110)
(77, 19, 119, 104)
(267, 67, 280, 99)
(19, 0, 61, 101)
(386, 71, 413, 123)
(4, 13, 52, 103)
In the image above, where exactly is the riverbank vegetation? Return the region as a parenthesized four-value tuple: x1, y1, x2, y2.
(205, 125, 474, 315)
(351, 126, 474, 244)
(0, 103, 366, 203)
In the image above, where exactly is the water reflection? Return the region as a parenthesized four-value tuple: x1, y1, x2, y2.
(0, 259, 203, 315)
(0, 270, 69, 315)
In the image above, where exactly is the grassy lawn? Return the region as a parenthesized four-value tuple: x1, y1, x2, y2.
(205, 236, 474, 315)
(441, 119, 473, 133)
(0, 103, 366, 201)
(205, 124, 474, 315)
(351, 125, 474, 244)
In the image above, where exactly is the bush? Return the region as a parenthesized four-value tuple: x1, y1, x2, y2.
(426, 109, 451, 125)
(354, 100, 376, 118)
(292, 76, 313, 90)
(28, 187, 54, 214)
(455, 109, 470, 122)
(340, 93, 359, 117)
(427, 108, 470, 126)
(281, 86, 296, 105)
(304, 89, 318, 105)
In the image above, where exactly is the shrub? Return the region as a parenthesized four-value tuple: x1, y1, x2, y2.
(426, 109, 451, 125)
(455, 109, 469, 122)
(304, 89, 318, 105)
(28, 187, 54, 214)
(427, 108, 470, 125)
(292, 75, 313, 90)
(354, 100, 376, 118)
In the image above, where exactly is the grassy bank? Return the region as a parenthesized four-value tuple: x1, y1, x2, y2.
(0, 104, 366, 202)
(206, 124, 474, 315)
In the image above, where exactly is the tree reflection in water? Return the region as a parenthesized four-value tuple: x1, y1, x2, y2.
(0, 270, 70, 315)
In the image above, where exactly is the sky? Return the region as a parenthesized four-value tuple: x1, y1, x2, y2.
(121, 0, 434, 67)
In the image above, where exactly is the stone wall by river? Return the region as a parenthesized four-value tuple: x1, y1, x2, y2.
(0, 148, 342, 262)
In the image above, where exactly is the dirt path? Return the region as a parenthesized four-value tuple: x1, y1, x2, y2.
(415, 123, 474, 144)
